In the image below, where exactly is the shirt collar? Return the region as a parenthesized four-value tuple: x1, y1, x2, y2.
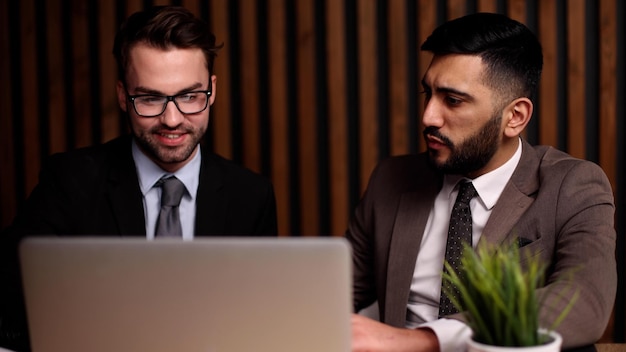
(131, 139, 201, 199)
(443, 138, 522, 210)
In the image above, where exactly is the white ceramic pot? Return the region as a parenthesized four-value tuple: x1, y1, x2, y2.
(467, 330, 562, 352)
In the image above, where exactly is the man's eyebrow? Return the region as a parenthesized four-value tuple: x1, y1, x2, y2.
(132, 82, 205, 95)
(421, 79, 473, 100)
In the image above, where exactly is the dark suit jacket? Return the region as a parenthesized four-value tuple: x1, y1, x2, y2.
(346, 139, 616, 349)
(0, 135, 278, 351)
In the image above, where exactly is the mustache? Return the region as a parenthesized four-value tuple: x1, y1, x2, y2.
(423, 127, 453, 147)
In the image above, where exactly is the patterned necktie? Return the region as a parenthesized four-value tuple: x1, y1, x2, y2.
(155, 176, 185, 237)
(439, 181, 477, 317)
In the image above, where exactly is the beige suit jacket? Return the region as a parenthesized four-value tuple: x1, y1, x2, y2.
(346, 139, 616, 348)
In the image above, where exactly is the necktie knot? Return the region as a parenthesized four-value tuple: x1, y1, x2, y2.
(456, 181, 477, 205)
(159, 176, 185, 207)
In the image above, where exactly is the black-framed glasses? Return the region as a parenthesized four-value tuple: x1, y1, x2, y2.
(126, 80, 212, 117)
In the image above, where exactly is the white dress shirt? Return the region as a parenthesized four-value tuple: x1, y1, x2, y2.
(405, 138, 522, 351)
(131, 140, 201, 240)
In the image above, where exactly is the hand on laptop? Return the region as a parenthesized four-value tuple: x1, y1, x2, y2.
(351, 314, 439, 352)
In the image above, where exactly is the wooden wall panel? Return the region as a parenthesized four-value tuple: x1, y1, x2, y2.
(46, 0, 69, 154)
(295, 0, 319, 236)
(357, 0, 379, 194)
(238, 1, 261, 173)
(0, 0, 16, 226)
(70, 0, 93, 149)
(0, 0, 624, 341)
(209, 0, 233, 159)
(98, 0, 121, 143)
(538, 0, 559, 147)
(267, 0, 291, 236)
(566, 0, 587, 159)
(599, 0, 618, 187)
(416, 0, 437, 153)
(326, 0, 349, 236)
(19, 0, 41, 196)
(388, 0, 409, 156)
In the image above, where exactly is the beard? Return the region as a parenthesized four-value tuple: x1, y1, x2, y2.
(423, 112, 502, 175)
(132, 124, 206, 167)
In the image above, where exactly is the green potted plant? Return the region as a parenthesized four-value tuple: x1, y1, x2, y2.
(442, 242, 578, 351)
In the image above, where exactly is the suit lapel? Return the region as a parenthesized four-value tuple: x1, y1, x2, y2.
(479, 140, 540, 246)
(106, 137, 146, 236)
(384, 171, 440, 326)
(195, 153, 226, 236)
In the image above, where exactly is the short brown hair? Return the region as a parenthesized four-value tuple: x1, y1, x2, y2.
(113, 6, 223, 83)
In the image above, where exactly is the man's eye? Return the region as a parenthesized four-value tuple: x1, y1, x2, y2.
(445, 96, 462, 105)
(137, 96, 164, 104)
(178, 93, 198, 102)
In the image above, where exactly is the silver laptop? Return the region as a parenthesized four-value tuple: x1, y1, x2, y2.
(19, 237, 352, 352)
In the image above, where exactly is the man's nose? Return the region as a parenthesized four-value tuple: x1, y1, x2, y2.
(422, 99, 443, 127)
(160, 101, 185, 127)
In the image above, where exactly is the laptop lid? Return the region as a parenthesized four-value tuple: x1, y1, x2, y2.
(19, 237, 352, 352)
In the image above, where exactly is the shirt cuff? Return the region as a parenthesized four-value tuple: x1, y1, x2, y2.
(419, 318, 472, 352)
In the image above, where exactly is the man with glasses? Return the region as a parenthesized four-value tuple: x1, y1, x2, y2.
(0, 6, 277, 351)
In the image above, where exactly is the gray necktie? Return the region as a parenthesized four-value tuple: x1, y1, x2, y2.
(439, 181, 477, 317)
(155, 176, 185, 237)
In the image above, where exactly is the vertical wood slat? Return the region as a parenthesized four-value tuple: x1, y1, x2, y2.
(538, 1, 559, 147)
(326, 0, 349, 235)
(507, 0, 527, 22)
(566, 0, 587, 159)
(447, 0, 467, 19)
(0, 0, 16, 226)
(388, 0, 409, 156)
(209, 0, 233, 159)
(416, 0, 438, 153)
(20, 0, 41, 196)
(46, 0, 68, 154)
(70, 0, 93, 149)
(98, 0, 120, 143)
(267, 0, 291, 236)
(296, 0, 319, 236)
(357, 0, 379, 194)
(181, 0, 201, 17)
(599, 0, 618, 189)
(477, 0, 498, 13)
(238, 1, 261, 173)
(598, 2, 619, 340)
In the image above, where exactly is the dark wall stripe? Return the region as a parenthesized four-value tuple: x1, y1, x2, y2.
(228, 0, 242, 165)
(285, 0, 301, 235)
(584, 0, 599, 163)
(556, 0, 567, 151)
(62, 0, 76, 150)
(346, 0, 360, 211)
(615, 0, 625, 342)
(36, 0, 50, 160)
(406, 0, 418, 155)
(89, 0, 103, 145)
(525, 0, 539, 144)
(257, 0, 271, 178)
(376, 0, 389, 160)
(8, 0, 25, 204)
(315, 0, 330, 235)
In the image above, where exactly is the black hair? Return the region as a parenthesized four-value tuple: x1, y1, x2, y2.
(421, 12, 543, 102)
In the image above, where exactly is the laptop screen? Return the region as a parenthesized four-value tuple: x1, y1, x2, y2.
(20, 237, 352, 352)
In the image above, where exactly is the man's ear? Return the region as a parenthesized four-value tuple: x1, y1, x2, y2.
(503, 97, 533, 138)
(209, 74, 217, 106)
(116, 81, 128, 112)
